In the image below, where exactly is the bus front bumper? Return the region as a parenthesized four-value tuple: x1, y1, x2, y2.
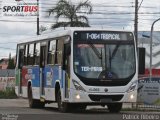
(69, 89, 137, 104)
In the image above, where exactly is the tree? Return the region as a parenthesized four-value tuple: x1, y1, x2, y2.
(39, 25, 47, 34)
(7, 53, 15, 69)
(48, 0, 92, 29)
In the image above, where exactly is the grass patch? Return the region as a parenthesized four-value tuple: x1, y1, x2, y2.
(0, 88, 17, 99)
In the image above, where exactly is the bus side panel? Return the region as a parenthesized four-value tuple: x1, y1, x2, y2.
(15, 68, 20, 96)
(62, 70, 69, 101)
(21, 67, 28, 86)
(20, 67, 28, 98)
(21, 66, 40, 99)
(43, 65, 60, 101)
(31, 66, 40, 87)
(44, 66, 60, 87)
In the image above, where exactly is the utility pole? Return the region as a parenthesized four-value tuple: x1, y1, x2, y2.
(134, 0, 138, 47)
(15, 0, 39, 35)
(37, 0, 40, 35)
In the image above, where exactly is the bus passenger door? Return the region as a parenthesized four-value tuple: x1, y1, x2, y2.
(17, 48, 25, 95)
(40, 43, 47, 97)
(63, 42, 71, 99)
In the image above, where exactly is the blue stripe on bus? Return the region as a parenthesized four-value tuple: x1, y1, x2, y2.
(44, 65, 63, 88)
(30, 66, 40, 87)
(27, 65, 64, 88)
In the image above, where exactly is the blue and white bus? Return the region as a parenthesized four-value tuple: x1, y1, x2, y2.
(15, 28, 143, 112)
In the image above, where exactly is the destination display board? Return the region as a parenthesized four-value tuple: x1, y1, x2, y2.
(74, 31, 134, 41)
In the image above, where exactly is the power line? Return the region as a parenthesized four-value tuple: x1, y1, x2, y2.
(0, 42, 17, 44)
(138, 0, 144, 10)
(0, 1, 158, 32)
(0, 18, 157, 23)
(0, 47, 16, 50)
(0, 19, 55, 23)
(40, 4, 155, 9)
(77, 11, 160, 15)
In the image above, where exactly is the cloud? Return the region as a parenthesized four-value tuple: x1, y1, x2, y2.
(0, 0, 160, 59)
(0, 17, 38, 59)
(0, 0, 49, 59)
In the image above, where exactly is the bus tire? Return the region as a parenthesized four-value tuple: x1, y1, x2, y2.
(74, 104, 86, 111)
(78, 105, 86, 111)
(107, 103, 122, 113)
(28, 87, 45, 108)
(57, 89, 70, 112)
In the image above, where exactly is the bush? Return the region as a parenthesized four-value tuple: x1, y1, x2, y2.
(0, 88, 17, 99)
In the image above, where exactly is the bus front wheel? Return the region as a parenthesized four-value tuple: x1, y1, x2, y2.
(107, 103, 122, 113)
(57, 89, 70, 112)
(28, 87, 45, 108)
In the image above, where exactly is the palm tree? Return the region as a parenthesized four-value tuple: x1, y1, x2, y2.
(48, 0, 92, 29)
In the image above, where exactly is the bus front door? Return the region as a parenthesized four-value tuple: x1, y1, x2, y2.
(18, 48, 25, 95)
(40, 44, 47, 99)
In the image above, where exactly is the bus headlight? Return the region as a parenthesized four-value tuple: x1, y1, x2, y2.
(127, 81, 138, 93)
(130, 94, 134, 100)
(75, 94, 81, 99)
(72, 80, 86, 92)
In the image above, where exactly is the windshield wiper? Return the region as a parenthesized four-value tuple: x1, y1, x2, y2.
(109, 48, 112, 69)
(110, 43, 120, 60)
(89, 44, 102, 59)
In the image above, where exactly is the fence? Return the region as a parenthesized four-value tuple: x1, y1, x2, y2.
(0, 77, 15, 91)
(0, 69, 15, 91)
(137, 76, 160, 109)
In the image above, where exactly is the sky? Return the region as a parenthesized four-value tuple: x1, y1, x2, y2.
(0, 0, 160, 59)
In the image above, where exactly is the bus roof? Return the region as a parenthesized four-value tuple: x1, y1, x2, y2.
(17, 27, 133, 45)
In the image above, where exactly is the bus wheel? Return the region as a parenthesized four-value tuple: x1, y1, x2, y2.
(28, 87, 45, 108)
(107, 103, 122, 113)
(57, 89, 70, 112)
(78, 105, 86, 110)
(74, 104, 86, 111)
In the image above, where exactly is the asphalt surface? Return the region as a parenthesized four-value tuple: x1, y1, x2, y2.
(0, 99, 160, 120)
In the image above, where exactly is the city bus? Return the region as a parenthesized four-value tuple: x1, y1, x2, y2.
(15, 28, 144, 112)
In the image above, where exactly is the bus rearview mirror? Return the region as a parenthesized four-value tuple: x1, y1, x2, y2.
(138, 47, 145, 75)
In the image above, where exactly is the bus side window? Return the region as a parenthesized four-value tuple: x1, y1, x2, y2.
(63, 42, 71, 70)
(56, 40, 64, 65)
(34, 43, 40, 65)
(47, 40, 56, 65)
(24, 45, 28, 65)
(28, 44, 34, 65)
(18, 46, 25, 69)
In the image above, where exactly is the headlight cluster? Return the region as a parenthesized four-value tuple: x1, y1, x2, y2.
(72, 80, 86, 92)
(127, 80, 138, 93)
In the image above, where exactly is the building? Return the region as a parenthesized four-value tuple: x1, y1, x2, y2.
(138, 31, 160, 76)
(0, 56, 16, 69)
(0, 58, 9, 69)
(0, 69, 15, 91)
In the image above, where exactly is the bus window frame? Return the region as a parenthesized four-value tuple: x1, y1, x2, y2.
(56, 39, 64, 65)
(27, 43, 34, 65)
(24, 44, 28, 65)
(47, 40, 57, 65)
(18, 45, 25, 69)
(34, 42, 40, 65)
(62, 42, 71, 70)
(40, 41, 47, 68)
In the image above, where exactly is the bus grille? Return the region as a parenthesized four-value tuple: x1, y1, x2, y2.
(88, 94, 123, 102)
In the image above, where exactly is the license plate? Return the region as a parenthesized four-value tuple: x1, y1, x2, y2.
(100, 98, 112, 103)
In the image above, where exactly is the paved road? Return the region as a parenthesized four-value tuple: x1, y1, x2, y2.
(0, 99, 160, 120)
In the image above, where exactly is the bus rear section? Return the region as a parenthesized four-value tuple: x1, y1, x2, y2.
(15, 29, 139, 113)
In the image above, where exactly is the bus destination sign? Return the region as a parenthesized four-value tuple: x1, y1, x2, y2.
(74, 31, 133, 41)
(86, 33, 120, 40)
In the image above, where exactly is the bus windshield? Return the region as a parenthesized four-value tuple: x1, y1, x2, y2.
(73, 43, 136, 80)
